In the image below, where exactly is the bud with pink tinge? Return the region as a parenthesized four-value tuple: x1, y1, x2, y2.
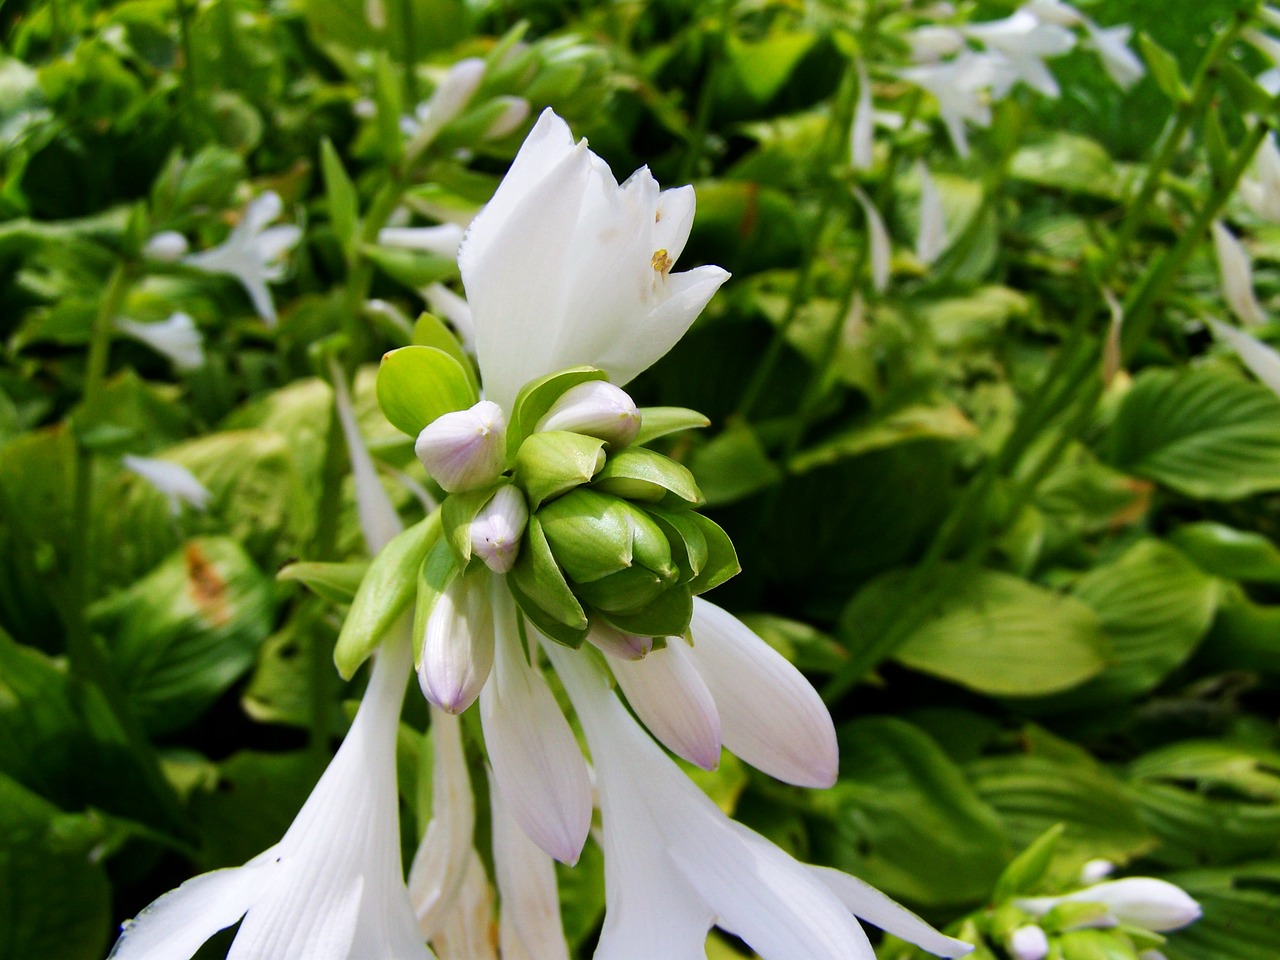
(469, 485, 529, 574)
(536, 381, 641, 447)
(415, 400, 507, 492)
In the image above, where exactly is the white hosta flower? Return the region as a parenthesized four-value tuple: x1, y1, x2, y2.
(459, 108, 730, 410)
(404, 58, 487, 151)
(547, 645, 974, 960)
(901, 52, 1011, 158)
(185, 191, 301, 327)
(122, 454, 211, 516)
(414, 400, 508, 493)
(916, 162, 948, 267)
(378, 224, 466, 259)
(469, 485, 528, 574)
(1241, 133, 1280, 223)
(852, 187, 892, 295)
(965, 10, 1075, 98)
(1207, 319, 1280, 397)
(419, 571, 496, 715)
(851, 57, 875, 170)
(1008, 924, 1050, 960)
(1023, 0, 1084, 27)
(536, 380, 641, 447)
(108, 630, 431, 960)
(1081, 859, 1116, 884)
(906, 25, 966, 62)
(1084, 21, 1145, 89)
(143, 230, 189, 262)
(116, 312, 205, 371)
(1211, 221, 1267, 326)
(1017, 878, 1202, 933)
(484, 96, 531, 140)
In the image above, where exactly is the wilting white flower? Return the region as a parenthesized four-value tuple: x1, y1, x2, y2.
(852, 187, 892, 294)
(143, 231, 189, 262)
(1211, 221, 1267, 327)
(1017, 878, 1202, 933)
(965, 10, 1075, 98)
(378, 223, 466, 259)
(851, 57, 875, 170)
(185, 191, 301, 327)
(1241, 133, 1280, 222)
(916, 162, 948, 267)
(404, 58, 486, 152)
(460, 108, 729, 410)
(122, 454, 211, 515)
(116, 312, 205, 371)
(901, 52, 1011, 157)
(1084, 21, 1145, 89)
(548, 645, 973, 960)
(1207, 318, 1280, 397)
(1008, 924, 1050, 960)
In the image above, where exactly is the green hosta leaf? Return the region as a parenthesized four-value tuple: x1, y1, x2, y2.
(92, 537, 277, 735)
(687, 422, 782, 506)
(507, 367, 608, 457)
(376, 346, 476, 438)
(515, 431, 606, 510)
(1138, 33, 1187, 103)
(790, 404, 977, 474)
(738, 614, 848, 675)
(243, 620, 342, 731)
(1169, 522, 1280, 584)
(1010, 133, 1123, 201)
(811, 718, 1006, 907)
(277, 560, 368, 603)
(1107, 368, 1280, 500)
(1131, 741, 1280, 803)
(882, 567, 1108, 696)
(1201, 591, 1280, 674)
(0, 774, 111, 960)
(634, 407, 710, 446)
(320, 138, 358, 255)
(1130, 777, 1280, 869)
(592, 447, 703, 506)
(1160, 863, 1280, 960)
(336, 513, 441, 679)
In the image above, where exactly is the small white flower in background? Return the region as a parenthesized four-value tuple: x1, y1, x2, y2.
(1211, 221, 1267, 327)
(1008, 924, 1050, 960)
(1017, 877, 1202, 933)
(483, 96, 531, 140)
(852, 186, 892, 293)
(965, 9, 1076, 98)
(403, 58, 487, 152)
(1023, 0, 1083, 27)
(916, 161, 948, 267)
(378, 223, 466, 259)
(121, 455, 211, 516)
(901, 52, 1010, 158)
(1080, 859, 1116, 884)
(184, 191, 302, 327)
(143, 230, 189, 263)
(1084, 21, 1145, 89)
(115, 312, 205, 371)
(1240, 133, 1280, 222)
(906, 25, 967, 62)
(851, 57, 875, 170)
(1207, 318, 1280, 397)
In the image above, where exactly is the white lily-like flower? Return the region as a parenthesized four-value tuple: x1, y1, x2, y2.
(547, 644, 973, 960)
(901, 52, 1012, 158)
(378, 223, 466, 259)
(1207, 318, 1280, 396)
(116, 312, 205, 371)
(1241, 133, 1280, 223)
(414, 400, 508, 493)
(1084, 20, 1145, 89)
(852, 186, 892, 294)
(906, 26, 967, 62)
(1008, 924, 1050, 960)
(851, 57, 875, 170)
(121, 454, 211, 516)
(916, 162, 948, 266)
(184, 191, 301, 327)
(1211, 221, 1267, 326)
(965, 10, 1075, 98)
(1017, 878, 1202, 933)
(460, 108, 730, 410)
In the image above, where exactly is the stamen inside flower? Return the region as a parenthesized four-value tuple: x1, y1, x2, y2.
(651, 248, 673, 274)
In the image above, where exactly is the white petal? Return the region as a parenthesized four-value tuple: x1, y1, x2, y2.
(1071, 879, 1202, 932)
(853, 187, 891, 293)
(687, 599, 838, 788)
(226, 873, 363, 960)
(1212, 221, 1266, 326)
(108, 856, 277, 960)
(254, 224, 302, 265)
(1086, 22, 1145, 89)
(144, 231, 189, 262)
(1009, 925, 1050, 960)
(333, 366, 403, 553)
(431, 851, 498, 960)
(586, 619, 652, 660)
(653, 185, 697, 265)
(480, 592, 592, 863)
(810, 866, 974, 958)
(121, 454, 211, 515)
(536, 380, 641, 447)
(409, 708, 475, 938)
(1081, 859, 1115, 884)
(916, 162, 947, 266)
(115, 312, 205, 371)
(239, 191, 283, 236)
(419, 572, 495, 714)
(489, 767, 570, 960)
(610, 638, 722, 770)
(851, 58, 875, 170)
(1208, 319, 1280, 396)
(483, 97, 530, 141)
(412, 58, 487, 148)
(378, 225, 466, 259)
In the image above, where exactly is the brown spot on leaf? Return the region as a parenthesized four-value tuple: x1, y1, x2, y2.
(185, 542, 230, 626)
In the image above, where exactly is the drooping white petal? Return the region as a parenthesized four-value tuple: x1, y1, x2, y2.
(122, 454, 211, 516)
(851, 57, 875, 170)
(430, 851, 498, 960)
(379, 224, 466, 259)
(333, 365, 403, 553)
(419, 571, 495, 715)
(1212, 221, 1267, 326)
(116, 312, 205, 371)
(906, 26, 966, 61)
(686, 598, 838, 788)
(479, 589, 592, 864)
(1208, 318, 1280, 396)
(414, 400, 507, 493)
(1085, 21, 1145, 89)
(852, 187, 891, 294)
(536, 380, 641, 447)
(1023, 0, 1084, 27)
(653, 185, 697, 265)
(423, 283, 476, 354)
(916, 162, 948, 267)
(469, 485, 529, 574)
(409, 708, 475, 938)
(1018, 878, 1202, 932)
(902, 53, 1007, 158)
(609, 637, 723, 770)
(1241, 134, 1280, 222)
(1008, 924, 1050, 960)
(489, 767, 570, 960)
(809, 867, 974, 958)
(408, 58, 487, 150)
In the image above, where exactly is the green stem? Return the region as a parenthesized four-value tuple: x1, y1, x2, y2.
(398, 0, 418, 104)
(176, 0, 200, 147)
(679, 0, 733, 183)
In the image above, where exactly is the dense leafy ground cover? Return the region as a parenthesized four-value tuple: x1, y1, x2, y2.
(2, 0, 1280, 957)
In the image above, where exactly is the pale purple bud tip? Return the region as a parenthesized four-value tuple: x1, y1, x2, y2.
(1080, 859, 1115, 885)
(144, 231, 190, 262)
(419, 574, 494, 715)
(586, 620, 653, 660)
(536, 381, 641, 447)
(415, 400, 507, 492)
(1009, 925, 1049, 960)
(470, 485, 528, 574)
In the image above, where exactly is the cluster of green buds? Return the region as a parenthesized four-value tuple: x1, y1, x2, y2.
(333, 342, 739, 686)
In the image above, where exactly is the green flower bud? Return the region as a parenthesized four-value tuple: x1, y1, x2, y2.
(592, 447, 702, 506)
(514, 431, 607, 509)
(535, 488, 634, 583)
